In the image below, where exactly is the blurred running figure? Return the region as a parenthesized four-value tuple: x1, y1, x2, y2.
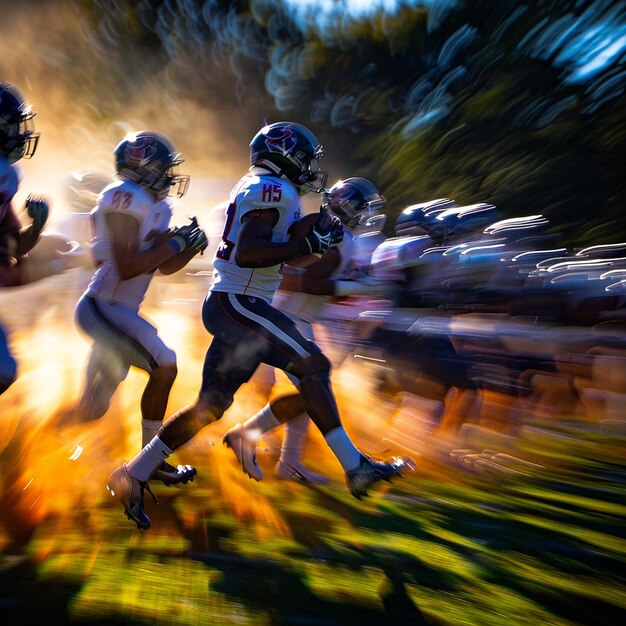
(230, 177, 389, 485)
(75, 130, 208, 486)
(0, 81, 84, 393)
(107, 121, 413, 529)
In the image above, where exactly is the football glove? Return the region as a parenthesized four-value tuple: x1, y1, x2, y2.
(26, 195, 49, 235)
(187, 216, 209, 253)
(192, 228, 209, 253)
(170, 217, 208, 253)
(328, 215, 344, 246)
(298, 212, 344, 255)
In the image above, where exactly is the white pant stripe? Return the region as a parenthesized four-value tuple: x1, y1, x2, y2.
(227, 293, 311, 358)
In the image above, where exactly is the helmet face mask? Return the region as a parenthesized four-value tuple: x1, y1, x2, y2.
(326, 177, 386, 227)
(0, 81, 40, 163)
(114, 131, 190, 200)
(250, 121, 327, 194)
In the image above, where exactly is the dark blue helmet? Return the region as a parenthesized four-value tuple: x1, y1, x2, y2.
(249, 121, 326, 193)
(436, 203, 501, 240)
(326, 177, 386, 227)
(395, 198, 457, 242)
(0, 81, 39, 163)
(114, 131, 189, 200)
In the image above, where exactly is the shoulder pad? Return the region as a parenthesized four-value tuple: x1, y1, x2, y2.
(98, 180, 149, 219)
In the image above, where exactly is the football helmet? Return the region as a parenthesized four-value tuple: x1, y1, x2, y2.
(114, 131, 190, 200)
(483, 214, 551, 244)
(325, 177, 387, 227)
(249, 121, 326, 193)
(437, 203, 501, 241)
(395, 199, 457, 243)
(0, 81, 40, 163)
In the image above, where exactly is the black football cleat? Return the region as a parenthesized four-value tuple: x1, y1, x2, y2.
(345, 454, 416, 499)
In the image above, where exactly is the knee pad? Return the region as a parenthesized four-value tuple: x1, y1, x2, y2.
(291, 352, 332, 379)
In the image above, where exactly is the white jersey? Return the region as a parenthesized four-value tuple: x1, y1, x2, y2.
(211, 168, 302, 302)
(84, 179, 173, 311)
(272, 229, 359, 323)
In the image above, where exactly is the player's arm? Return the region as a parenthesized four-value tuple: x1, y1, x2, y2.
(236, 208, 342, 268)
(106, 212, 180, 279)
(143, 228, 200, 275)
(235, 209, 306, 268)
(0, 252, 79, 287)
(14, 224, 40, 257)
(157, 217, 208, 274)
(13, 196, 49, 257)
(0, 202, 31, 258)
(288, 249, 342, 295)
(157, 247, 198, 275)
(290, 248, 384, 297)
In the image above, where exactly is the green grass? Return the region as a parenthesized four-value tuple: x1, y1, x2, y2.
(1, 415, 625, 626)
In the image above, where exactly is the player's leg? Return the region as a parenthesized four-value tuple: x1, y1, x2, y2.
(76, 295, 192, 485)
(241, 380, 329, 484)
(76, 342, 130, 421)
(289, 346, 415, 498)
(275, 319, 329, 483)
(218, 294, 414, 497)
(106, 291, 262, 528)
(239, 317, 329, 484)
(276, 411, 330, 484)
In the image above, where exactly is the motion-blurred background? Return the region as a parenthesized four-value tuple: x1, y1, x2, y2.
(1, 0, 625, 242)
(1, 2, 625, 625)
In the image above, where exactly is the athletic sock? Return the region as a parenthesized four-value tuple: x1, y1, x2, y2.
(324, 426, 362, 472)
(126, 436, 173, 482)
(243, 404, 281, 440)
(280, 413, 309, 465)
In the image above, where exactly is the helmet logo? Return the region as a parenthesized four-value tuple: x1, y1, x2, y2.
(334, 185, 353, 202)
(264, 128, 296, 156)
(125, 137, 157, 167)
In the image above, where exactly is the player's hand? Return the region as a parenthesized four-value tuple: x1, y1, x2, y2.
(185, 216, 208, 253)
(192, 228, 209, 254)
(299, 211, 344, 255)
(26, 195, 49, 234)
(170, 217, 208, 253)
(328, 215, 343, 246)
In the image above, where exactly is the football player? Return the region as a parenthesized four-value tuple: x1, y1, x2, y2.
(107, 121, 413, 529)
(74, 130, 208, 485)
(0, 81, 83, 394)
(229, 177, 389, 485)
